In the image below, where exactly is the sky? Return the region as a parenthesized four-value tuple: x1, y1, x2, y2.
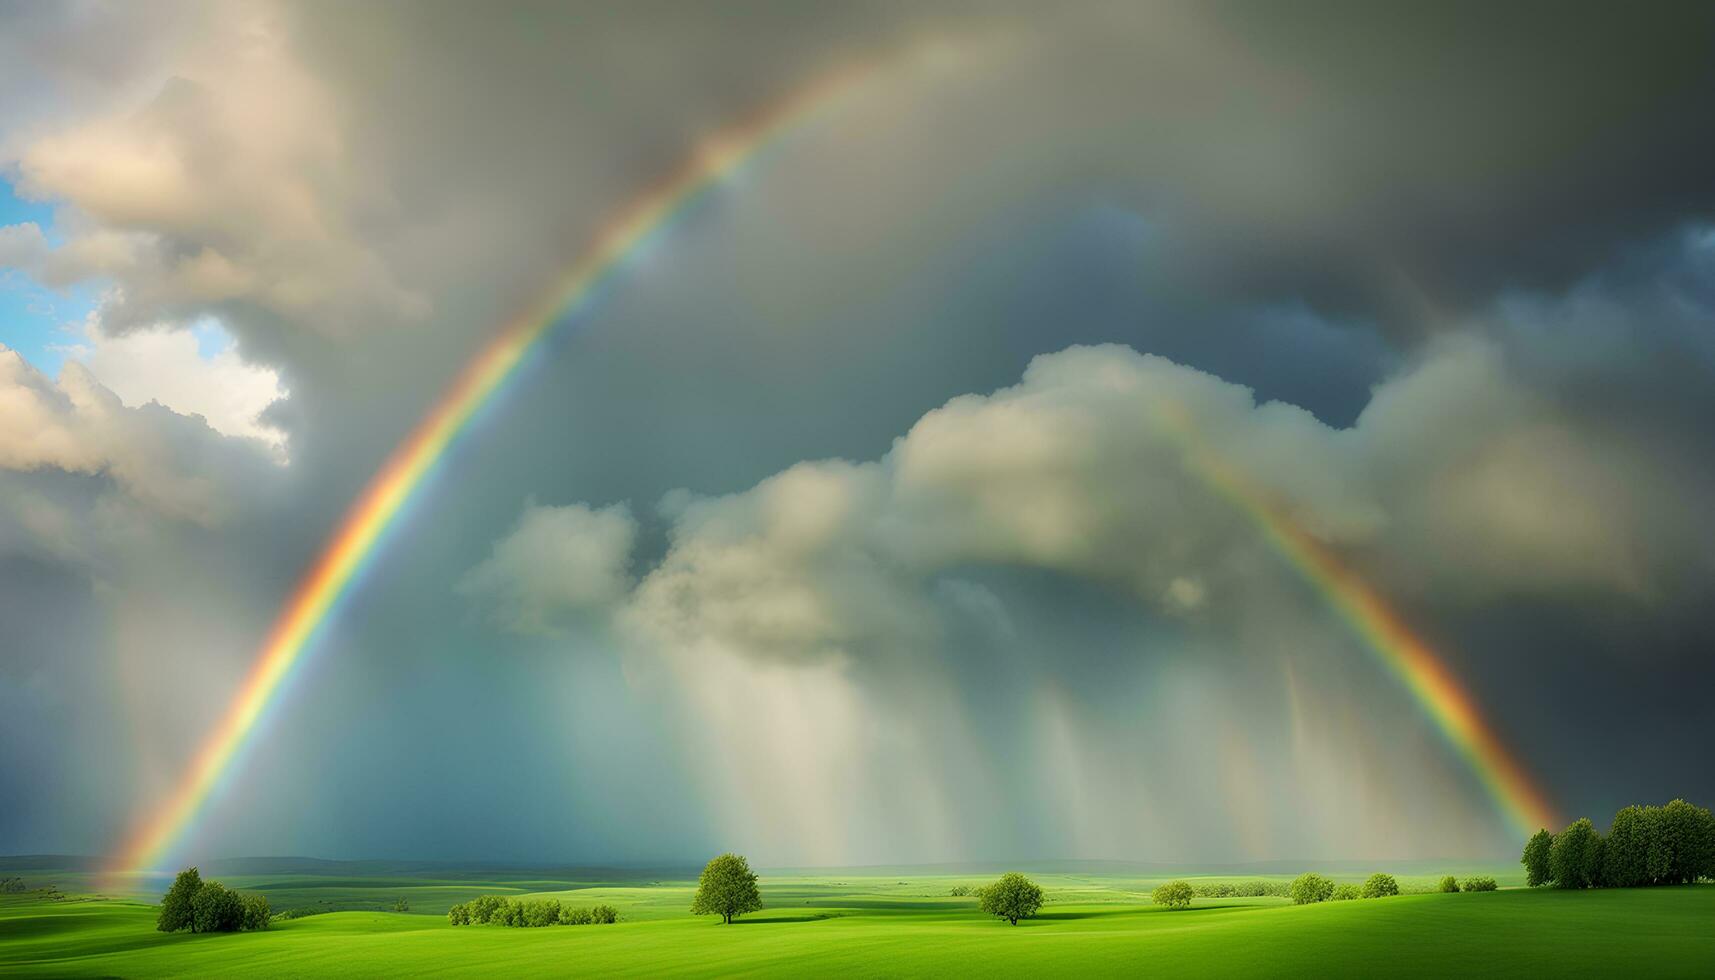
(1, 0, 1713, 869)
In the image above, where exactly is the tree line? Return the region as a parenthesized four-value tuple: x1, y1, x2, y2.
(1523, 799, 1715, 889)
(446, 895, 619, 927)
(156, 868, 270, 934)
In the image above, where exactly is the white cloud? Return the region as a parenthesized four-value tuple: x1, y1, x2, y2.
(69, 318, 287, 451)
(473, 339, 1704, 664)
(0, 342, 270, 524)
(457, 501, 638, 634)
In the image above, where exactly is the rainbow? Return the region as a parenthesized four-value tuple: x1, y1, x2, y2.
(112, 58, 879, 876)
(1159, 402, 1558, 838)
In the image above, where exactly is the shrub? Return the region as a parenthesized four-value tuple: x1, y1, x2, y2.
(1289, 873, 1334, 905)
(1522, 828, 1554, 887)
(1461, 876, 1498, 892)
(0, 877, 26, 893)
(1151, 880, 1194, 910)
(447, 903, 471, 926)
(1360, 873, 1398, 898)
(948, 885, 973, 897)
(690, 853, 763, 925)
(493, 899, 523, 927)
(1438, 876, 1460, 893)
(190, 881, 245, 933)
(591, 904, 619, 924)
(522, 899, 561, 927)
(240, 893, 271, 931)
(468, 894, 508, 924)
(1330, 884, 1361, 901)
(979, 872, 1044, 925)
(563, 905, 593, 926)
(393, 897, 411, 913)
(157, 867, 203, 933)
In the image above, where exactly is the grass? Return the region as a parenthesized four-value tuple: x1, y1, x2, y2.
(0, 868, 1709, 977)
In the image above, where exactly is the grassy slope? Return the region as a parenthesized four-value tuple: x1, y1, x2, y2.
(2, 881, 1711, 978)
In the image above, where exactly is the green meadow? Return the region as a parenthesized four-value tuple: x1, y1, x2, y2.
(2, 863, 1710, 977)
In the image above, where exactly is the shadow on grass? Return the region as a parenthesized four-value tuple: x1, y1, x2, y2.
(728, 913, 841, 925)
(1032, 909, 1133, 922)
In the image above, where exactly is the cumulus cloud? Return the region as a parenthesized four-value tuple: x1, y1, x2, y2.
(5, 2, 425, 333)
(458, 501, 638, 633)
(476, 338, 1708, 666)
(0, 343, 270, 523)
(68, 318, 288, 450)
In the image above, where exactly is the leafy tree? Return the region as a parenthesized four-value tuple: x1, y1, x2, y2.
(157, 867, 203, 933)
(1461, 876, 1498, 892)
(1522, 829, 1554, 887)
(1330, 884, 1361, 901)
(1289, 872, 1334, 905)
(447, 903, 471, 926)
(494, 899, 523, 927)
(1151, 880, 1193, 910)
(240, 893, 271, 931)
(979, 872, 1044, 925)
(1550, 818, 1602, 889)
(522, 899, 560, 927)
(1360, 873, 1398, 898)
(591, 904, 619, 924)
(190, 880, 244, 933)
(690, 853, 763, 924)
(1659, 799, 1715, 884)
(563, 905, 593, 925)
(1603, 805, 1652, 887)
(1437, 875, 1460, 893)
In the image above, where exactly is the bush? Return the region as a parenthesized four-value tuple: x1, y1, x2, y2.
(521, 899, 561, 928)
(447, 903, 471, 926)
(591, 904, 619, 924)
(393, 897, 410, 913)
(1330, 884, 1361, 901)
(1289, 873, 1334, 905)
(563, 905, 593, 926)
(979, 872, 1044, 925)
(468, 895, 508, 924)
(1461, 876, 1498, 892)
(157, 867, 202, 933)
(690, 853, 763, 925)
(240, 893, 271, 931)
(1360, 873, 1398, 898)
(1522, 828, 1554, 887)
(948, 885, 974, 897)
(1438, 876, 1460, 893)
(494, 899, 524, 927)
(190, 881, 245, 934)
(0, 877, 26, 893)
(1151, 880, 1194, 910)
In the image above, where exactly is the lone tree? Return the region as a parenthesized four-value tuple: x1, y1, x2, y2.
(157, 867, 203, 933)
(1152, 880, 1194, 910)
(1521, 829, 1553, 887)
(690, 853, 762, 924)
(980, 872, 1044, 925)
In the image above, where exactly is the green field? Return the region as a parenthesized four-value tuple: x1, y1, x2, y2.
(2, 864, 1710, 977)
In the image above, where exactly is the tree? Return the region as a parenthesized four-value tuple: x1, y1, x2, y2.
(1289, 872, 1334, 905)
(1659, 799, 1715, 885)
(1331, 884, 1361, 901)
(1603, 805, 1652, 888)
(1522, 829, 1554, 887)
(1438, 875, 1460, 893)
(1360, 873, 1398, 898)
(591, 904, 619, 924)
(393, 896, 411, 913)
(447, 903, 471, 926)
(190, 880, 244, 933)
(690, 853, 763, 924)
(157, 867, 203, 933)
(1461, 876, 1497, 892)
(979, 872, 1044, 925)
(240, 893, 271, 931)
(1550, 818, 1602, 889)
(1151, 880, 1193, 910)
